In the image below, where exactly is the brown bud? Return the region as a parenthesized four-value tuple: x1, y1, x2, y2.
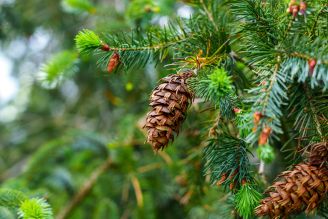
(258, 126, 272, 145)
(101, 44, 110, 51)
(107, 53, 120, 73)
(253, 112, 263, 132)
(229, 182, 236, 190)
(217, 173, 227, 187)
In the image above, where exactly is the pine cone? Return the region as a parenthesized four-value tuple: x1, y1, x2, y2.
(144, 71, 194, 151)
(308, 142, 328, 167)
(255, 163, 328, 218)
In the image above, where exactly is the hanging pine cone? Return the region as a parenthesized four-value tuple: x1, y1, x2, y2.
(144, 71, 194, 151)
(255, 162, 328, 218)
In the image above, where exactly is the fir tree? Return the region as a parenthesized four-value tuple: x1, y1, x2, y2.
(1, 0, 327, 218)
(74, 0, 328, 218)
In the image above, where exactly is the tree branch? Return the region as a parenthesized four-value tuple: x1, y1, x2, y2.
(56, 157, 112, 219)
(199, 0, 219, 32)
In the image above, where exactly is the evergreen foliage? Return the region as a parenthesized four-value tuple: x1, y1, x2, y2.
(75, 30, 103, 55)
(18, 198, 53, 219)
(0, 189, 53, 219)
(234, 184, 262, 219)
(40, 50, 79, 88)
(189, 68, 233, 104)
(0, 189, 26, 209)
(1, 0, 328, 218)
(203, 131, 253, 189)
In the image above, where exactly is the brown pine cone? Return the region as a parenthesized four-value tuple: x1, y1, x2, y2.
(255, 163, 328, 218)
(144, 71, 194, 151)
(308, 142, 328, 167)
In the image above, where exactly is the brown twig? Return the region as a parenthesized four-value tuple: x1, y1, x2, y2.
(131, 176, 143, 208)
(56, 157, 112, 219)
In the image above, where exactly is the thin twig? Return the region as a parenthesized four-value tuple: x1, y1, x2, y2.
(131, 176, 143, 208)
(108, 36, 190, 52)
(56, 157, 112, 219)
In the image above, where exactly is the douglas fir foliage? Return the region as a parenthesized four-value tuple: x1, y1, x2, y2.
(0, 189, 53, 219)
(74, 0, 328, 218)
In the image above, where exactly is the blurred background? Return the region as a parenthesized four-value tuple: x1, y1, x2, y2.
(0, 0, 233, 218)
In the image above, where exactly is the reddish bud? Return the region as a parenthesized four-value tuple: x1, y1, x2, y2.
(229, 182, 235, 190)
(258, 126, 272, 145)
(254, 112, 263, 125)
(308, 58, 316, 76)
(107, 53, 120, 73)
(217, 173, 227, 187)
(253, 112, 263, 132)
(300, 1, 307, 15)
(233, 108, 241, 114)
(101, 44, 110, 51)
(291, 5, 299, 18)
(241, 178, 247, 186)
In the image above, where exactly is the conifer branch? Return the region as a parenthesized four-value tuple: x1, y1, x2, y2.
(235, 183, 262, 219)
(260, 61, 281, 116)
(305, 86, 324, 140)
(18, 198, 53, 219)
(203, 130, 253, 190)
(246, 59, 291, 144)
(0, 189, 27, 209)
(56, 157, 112, 219)
(0, 189, 53, 219)
(280, 51, 328, 65)
(199, 0, 218, 32)
(310, 6, 326, 38)
(104, 36, 190, 52)
(288, 86, 328, 144)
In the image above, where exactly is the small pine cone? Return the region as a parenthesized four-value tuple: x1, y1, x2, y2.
(144, 71, 194, 151)
(255, 163, 328, 218)
(308, 142, 328, 167)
